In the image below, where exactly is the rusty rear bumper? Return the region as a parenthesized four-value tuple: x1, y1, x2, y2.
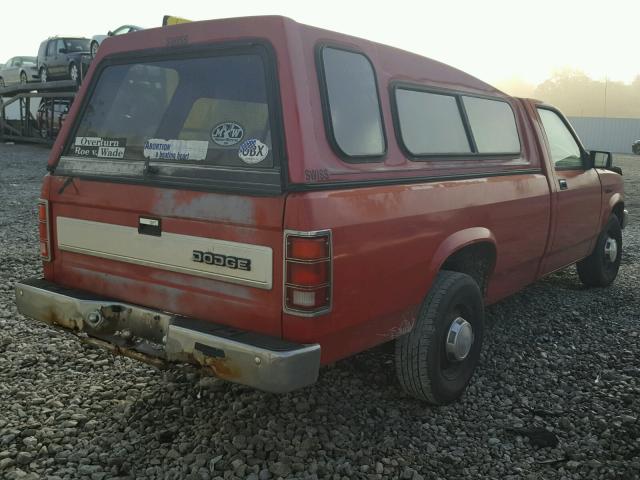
(15, 278, 320, 393)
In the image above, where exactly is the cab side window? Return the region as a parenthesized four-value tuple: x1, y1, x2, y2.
(319, 47, 385, 159)
(537, 108, 583, 169)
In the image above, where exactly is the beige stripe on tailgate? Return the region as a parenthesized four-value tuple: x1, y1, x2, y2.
(56, 217, 273, 289)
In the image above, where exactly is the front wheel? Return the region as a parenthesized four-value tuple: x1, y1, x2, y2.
(577, 216, 622, 287)
(90, 41, 99, 58)
(20, 72, 28, 84)
(395, 271, 484, 405)
(40, 67, 48, 83)
(0, 78, 4, 88)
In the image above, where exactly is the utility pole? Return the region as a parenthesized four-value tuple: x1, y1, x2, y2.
(604, 75, 608, 118)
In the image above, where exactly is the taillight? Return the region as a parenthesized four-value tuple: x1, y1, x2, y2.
(284, 230, 332, 316)
(38, 199, 51, 261)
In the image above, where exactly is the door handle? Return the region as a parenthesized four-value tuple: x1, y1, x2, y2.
(558, 179, 568, 190)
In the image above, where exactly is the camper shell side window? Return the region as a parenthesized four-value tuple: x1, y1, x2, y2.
(316, 45, 387, 162)
(390, 83, 522, 161)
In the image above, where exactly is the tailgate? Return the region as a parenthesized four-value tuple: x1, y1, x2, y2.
(47, 178, 285, 336)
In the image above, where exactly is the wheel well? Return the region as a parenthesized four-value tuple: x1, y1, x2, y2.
(612, 202, 625, 227)
(440, 242, 496, 295)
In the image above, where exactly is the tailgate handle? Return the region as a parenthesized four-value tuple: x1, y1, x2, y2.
(138, 216, 162, 236)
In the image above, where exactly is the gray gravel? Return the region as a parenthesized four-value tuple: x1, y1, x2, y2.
(0, 143, 638, 480)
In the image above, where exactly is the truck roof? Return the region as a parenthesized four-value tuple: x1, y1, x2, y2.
(96, 15, 502, 96)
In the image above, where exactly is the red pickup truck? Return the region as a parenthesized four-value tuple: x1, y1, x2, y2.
(15, 16, 628, 404)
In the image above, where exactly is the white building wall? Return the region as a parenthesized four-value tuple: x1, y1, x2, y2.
(568, 117, 640, 154)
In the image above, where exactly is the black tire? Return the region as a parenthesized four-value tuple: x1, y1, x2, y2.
(90, 41, 99, 58)
(577, 215, 622, 287)
(40, 67, 48, 83)
(395, 271, 484, 405)
(0, 78, 4, 88)
(20, 72, 27, 84)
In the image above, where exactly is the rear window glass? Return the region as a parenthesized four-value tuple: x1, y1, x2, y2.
(395, 89, 471, 155)
(320, 47, 385, 158)
(67, 54, 274, 169)
(462, 96, 520, 154)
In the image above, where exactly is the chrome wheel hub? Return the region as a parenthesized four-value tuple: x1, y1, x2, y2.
(71, 66, 78, 82)
(446, 317, 474, 361)
(604, 236, 618, 263)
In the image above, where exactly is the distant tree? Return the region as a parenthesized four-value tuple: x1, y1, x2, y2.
(532, 69, 640, 118)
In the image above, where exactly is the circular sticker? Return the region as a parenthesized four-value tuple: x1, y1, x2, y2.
(238, 139, 269, 164)
(211, 122, 244, 146)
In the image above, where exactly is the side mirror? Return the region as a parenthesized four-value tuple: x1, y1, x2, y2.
(107, 31, 113, 36)
(59, 48, 68, 54)
(590, 150, 622, 175)
(590, 150, 612, 169)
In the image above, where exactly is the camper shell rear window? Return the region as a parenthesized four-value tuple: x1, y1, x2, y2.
(57, 43, 283, 194)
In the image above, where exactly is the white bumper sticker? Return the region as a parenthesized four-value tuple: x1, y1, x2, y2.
(144, 139, 209, 161)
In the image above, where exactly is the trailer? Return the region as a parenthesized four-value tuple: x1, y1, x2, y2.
(0, 80, 77, 144)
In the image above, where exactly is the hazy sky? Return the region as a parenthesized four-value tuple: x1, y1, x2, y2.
(2, 0, 638, 86)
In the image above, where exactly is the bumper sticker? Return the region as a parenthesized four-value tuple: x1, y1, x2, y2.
(74, 137, 126, 159)
(211, 122, 244, 146)
(238, 139, 269, 164)
(143, 139, 208, 161)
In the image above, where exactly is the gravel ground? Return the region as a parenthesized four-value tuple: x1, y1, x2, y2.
(0, 143, 638, 480)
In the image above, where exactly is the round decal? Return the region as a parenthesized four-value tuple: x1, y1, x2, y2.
(238, 139, 269, 164)
(211, 122, 244, 146)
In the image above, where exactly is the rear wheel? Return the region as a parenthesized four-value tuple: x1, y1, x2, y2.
(577, 216, 622, 287)
(0, 78, 4, 88)
(20, 72, 27, 84)
(40, 68, 48, 83)
(90, 41, 99, 58)
(395, 271, 484, 405)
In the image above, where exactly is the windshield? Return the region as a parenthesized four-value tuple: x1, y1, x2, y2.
(63, 39, 91, 52)
(66, 53, 274, 169)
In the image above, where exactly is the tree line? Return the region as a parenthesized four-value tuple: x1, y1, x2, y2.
(496, 70, 640, 118)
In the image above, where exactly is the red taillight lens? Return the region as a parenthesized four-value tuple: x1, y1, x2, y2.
(284, 231, 332, 315)
(38, 200, 51, 261)
(287, 236, 329, 260)
(287, 261, 328, 286)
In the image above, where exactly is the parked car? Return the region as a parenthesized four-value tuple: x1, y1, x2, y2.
(632, 140, 640, 155)
(15, 17, 628, 405)
(90, 25, 142, 57)
(37, 37, 91, 84)
(0, 56, 38, 87)
(36, 98, 71, 139)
